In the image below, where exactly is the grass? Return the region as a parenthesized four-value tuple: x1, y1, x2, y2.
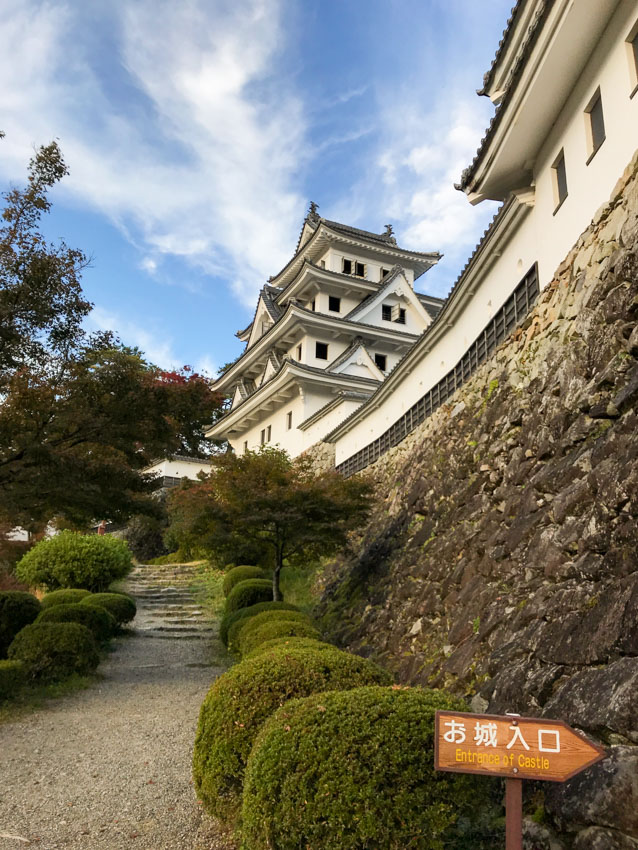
(0, 672, 97, 725)
(279, 559, 324, 613)
(190, 563, 226, 619)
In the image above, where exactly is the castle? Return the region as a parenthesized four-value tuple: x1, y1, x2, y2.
(209, 0, 638, 471)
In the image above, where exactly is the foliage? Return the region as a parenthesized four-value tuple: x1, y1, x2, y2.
(36, 603, 116, 643)
(244, 637, 338, 659)
(238, 619, 320, 658)
(166, 446, 373, 599)
(241, 686, 492, 850)
(219, 601, 299, 647)
(80, 592, 136, 626)
(227, 609, 309, 655)
(222, 565, 268, 597)
(122, 512, 168, 563)
(192, 643, 392, 825)
(0, 140, 224, 530)
(40, 588, 91, 609)
(224, 579, 273, 614)
(0, 591, 41, 657)
(0, 659, 25, 700)
(8, 622, 99, 682)
(15, 531, 133, 592)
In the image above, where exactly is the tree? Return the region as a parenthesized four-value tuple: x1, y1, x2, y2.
(0, 139, 224, 530)
(166, 446, 373, 600)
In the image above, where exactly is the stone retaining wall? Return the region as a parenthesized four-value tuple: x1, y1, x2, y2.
(314, 149, 638, 848)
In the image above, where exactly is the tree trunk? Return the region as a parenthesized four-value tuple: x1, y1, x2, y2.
(272, 561, 282, 601)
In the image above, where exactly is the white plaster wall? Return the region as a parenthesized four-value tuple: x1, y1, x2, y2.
(333, 4, 638, 467)
(313, 291, 362, 316)
(144, 459, 213, 480)
(354, 294, 428, 335)
(533, 0, 638, 287)
(301, 398, 366, 447)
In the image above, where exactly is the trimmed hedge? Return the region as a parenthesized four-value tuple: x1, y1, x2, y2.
(223, 566, 268, 597)
(224, 579, 273, 615)
(242, 686, 490, 850)
(80, 593, 136, 626)
(0, 591, 41, 658)
(8, 622, 99, 682)
(244, 637, 338, 660)
(239, 619, 321, 658)
(220, 601, 299, 647)
(36, 603, 117, 643)
(15, 531, 133, 592)
(0, 659, 25, 700)
(40, 589, 91, 609)
(192, 643, 392, 825)
(227, 609, 309, 654)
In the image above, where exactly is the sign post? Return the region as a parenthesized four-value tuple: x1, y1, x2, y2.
(434, 710, 606, 849)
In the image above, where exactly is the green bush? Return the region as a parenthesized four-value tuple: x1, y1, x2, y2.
(227, 609, 309, 654)
(242, 686, 491, 850)
(239, 619, 320, 658)
(223, 566, 268, 597)
(192, 643, 392, 825)
(8, 622, 99, 682)
(80, 593, 136, 626)
(0, 591, 41, 657)
(36, 603, 117, 643)
(220, 601, 299, 646)
(244, 637, 338, 659)
(40, 589, 91, 609)
(224, 579, 272, 614)
(0, 659, 25, 700)
(15, 531, 133, 592)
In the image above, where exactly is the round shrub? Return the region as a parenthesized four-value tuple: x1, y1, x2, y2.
(40, 589, 91, 609)
(0, 659, 25, 700)
(242, 686, 490, 850)
(227, 609, 309, 654)
(239, 619, 321, 658)
(0, 591, 41, 657)
(223, 566, 268, 597)
(8, 622, 99, 682)
(15, 530, 133, 592)
(36, 603, 117, 643)
(80, 593, 136, 626)
(220, 600, 299, 646)
(224, 579, 273, 615)
(192, 643, 392, 824)
(245, 637, 338, 660)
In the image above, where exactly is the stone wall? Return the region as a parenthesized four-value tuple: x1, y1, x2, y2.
(315, 150, 638, 848)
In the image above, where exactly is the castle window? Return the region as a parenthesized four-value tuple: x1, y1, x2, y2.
(267, 425, 272, 442)
(354, 262, 365, 278)
(260, 429, 266, 445)
(296, 343, 302, 360)
(381, 268, 390, 280)
(392, 304, 406, 324)
(552, 150, 568, 213)
(374, 353, 387, 372)
(585, 89, 605, 162)
(316, 341, 329, 360)
(328, 295, 341, 312)
(311, 300, 316, 311)
(287, 411, 293, 430)
(382, 304, 392, 321)
(243, 441, 248, 453)
(342, 258, 352, 275)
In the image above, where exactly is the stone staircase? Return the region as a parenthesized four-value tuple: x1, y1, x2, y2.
(125, 562, 215, 640)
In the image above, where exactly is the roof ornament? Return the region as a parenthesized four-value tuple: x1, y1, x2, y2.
(383, 223, 397, 243)
(308, 200, 320, 219)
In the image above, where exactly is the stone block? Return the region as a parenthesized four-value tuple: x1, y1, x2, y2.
(572, 827, 638, 850)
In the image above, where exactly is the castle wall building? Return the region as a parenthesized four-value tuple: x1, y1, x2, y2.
(329, 0, 638, 473)
(208, 0, 638, 469)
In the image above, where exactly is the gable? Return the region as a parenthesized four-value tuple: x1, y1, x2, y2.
(348, 268, 433, 332)
(329, 342, 384, 381)
(247, 298, 276, 349)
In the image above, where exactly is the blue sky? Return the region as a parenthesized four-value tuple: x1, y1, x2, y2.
(0, 0, 513, 374)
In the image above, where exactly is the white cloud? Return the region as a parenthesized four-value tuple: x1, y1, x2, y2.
(89, 306, 177, 368)
(0, 0, 306, 307)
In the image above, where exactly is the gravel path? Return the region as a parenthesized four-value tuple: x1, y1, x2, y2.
(0, 564, 235, 850)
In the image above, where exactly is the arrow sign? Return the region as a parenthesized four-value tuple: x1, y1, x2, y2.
(435, 710, 606, 783)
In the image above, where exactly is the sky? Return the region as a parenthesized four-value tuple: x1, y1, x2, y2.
(0, 0, 514, 376)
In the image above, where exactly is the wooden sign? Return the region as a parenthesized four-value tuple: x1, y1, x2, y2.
(435, 710, 606, 783)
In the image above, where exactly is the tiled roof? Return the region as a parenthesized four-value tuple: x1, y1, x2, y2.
(416, 293, 445, 319)
(297, 390, 372, 431)
(478, 1, 526, 96)
(458, 0, 554, 192)
(325, 336, 366, 371)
